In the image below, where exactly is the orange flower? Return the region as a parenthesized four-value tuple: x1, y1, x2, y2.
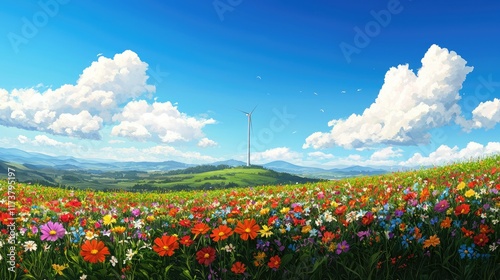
(423, 235, 440, 248)
(234, 219, 260, 241)
(440, 217, 452, 229)
(231, 261, 246, 274)
(80, 240, 110, 263)
(191, 222, 210, 237)
(210, 225, 233, 242)
(454, 204, 470, 216)
(153, 235, 179, 256)
(268, 255, 281, 270)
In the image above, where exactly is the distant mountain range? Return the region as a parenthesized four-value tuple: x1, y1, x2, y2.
(0, 147, 388, 179)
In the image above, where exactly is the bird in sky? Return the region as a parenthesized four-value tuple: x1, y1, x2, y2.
(256, 76, 261, 80)
(320, 109, 324, 113)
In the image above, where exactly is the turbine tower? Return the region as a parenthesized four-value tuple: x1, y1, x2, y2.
(240, 106, 257, 166)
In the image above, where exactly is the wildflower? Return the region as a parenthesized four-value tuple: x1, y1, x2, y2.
(125, 249, 135, 261)
(301, 225, 312, 234)
(457, 182, 465, 191)
(336, 240, 350, 254)
(464, 189, 476, 198)
(268, 255, 281, 270)
(112, 226, 126, 234)
(440, 217, 452, 229)
(196, 246, 216, 266)
(210, 225, 233, 242)
(454, 204, 470, 216)
(423, 235, 440, 248)
(102, 214, 116, 226)
(361, 212, 374, 226)
(434, 200, 449, 213)
(223, 243, 236, 252)
(40, 221, 66, 241)
(52, 264, 68, 276)
(180, 235, 193, 246)
(191, 222, 210, 237)
(235, 219, 260, 241)
(80, 274, 87, 280)
(489, 243, 498, 252)
(153, 235, 179, 256)
(110, 256, 118, 266)
(458, 244, 475, 259)
(60, 213, 75, 223)
(231, 261, 246, 274)
(259, 225, 274, 238)
(473, 233, 489, 247)
(80, 240, 110, 263)
(23, 240, 37, 252)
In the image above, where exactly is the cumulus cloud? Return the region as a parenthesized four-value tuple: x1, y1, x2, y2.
(197, 137, 217, 148)
(370, 147, 403, 161)
(17, 134, 77, 148)
(252, 147, 302, 163)
(307, 151, 334, 160)
(458, 98, 500, 131)
(0, 51, 216, 144)
(111, 100, 215, 143)
(304, 44, 473, 149)
(400, 141, 500, 166)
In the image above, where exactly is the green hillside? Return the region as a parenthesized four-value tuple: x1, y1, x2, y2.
(0, 161, 320, 191)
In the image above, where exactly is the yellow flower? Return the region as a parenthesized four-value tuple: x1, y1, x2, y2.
(258, 225, 273, 238)
(331, 201, 338, 208)
(446, 208, 453, 215)
(260, 208, 270, 216)
(301, 225, 312, 234)
(52, 263, 68, 275)
(146, 215, 155, 222)
(280, 207, 290, 214)
(328, 243, 337, 252)
(464, 189, 476, 198)
(457, 182, 465, 191)
(112, 226, 126, 234)
(102, 214, 116, 226)
(254, 251, 266, 262)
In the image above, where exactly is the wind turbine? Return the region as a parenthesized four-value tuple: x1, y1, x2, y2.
(239, 106, 257, 167)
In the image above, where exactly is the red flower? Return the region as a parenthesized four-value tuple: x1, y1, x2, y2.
(152, 235, 179, 256)
(361, 212, 374, 226)
(268, 255, 281, 270)
(454, 204, 470, 216)
(335, 205, 347, 216)
(196, 246, 216, 266)
(234, 219, 260, 241)
(191, 222, 210, 237)
(1, 212, 13, 226)
(60, 213, 75, 223)
(231, 261, 246, 274)
(180, 235, 193, 246)
(210, 225, 233, 242)
(473, 233, 489, 247)
(179, 219, 191, 228)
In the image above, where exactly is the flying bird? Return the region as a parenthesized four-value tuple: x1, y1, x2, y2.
(314, 92, 318, 95)
(256, 76, 262, 80)
(320, 109, 324, 113)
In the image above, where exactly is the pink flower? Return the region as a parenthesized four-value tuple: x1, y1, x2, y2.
(40, 221, 66, 241)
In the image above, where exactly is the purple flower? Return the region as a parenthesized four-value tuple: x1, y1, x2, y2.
(434, 200, 449, 213)
(394, 209, 404, 217)
(336, 240, 350, 255)
(357, 230, 370, 241)
(131, 208, 141, 217)
(40, 221, 65, 241)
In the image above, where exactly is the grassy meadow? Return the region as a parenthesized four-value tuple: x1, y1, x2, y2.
(0, 156, 499, 279)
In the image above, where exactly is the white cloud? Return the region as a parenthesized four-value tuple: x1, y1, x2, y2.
(97, 145, 219, 163)
(458, 98, 500, 131)
(400, 141, 500, 166)
(17, 134, 77, 148)
(1, 51, 215, 144)
(304, 44, 473, 149)
(252, 147, 302, 163)
(0, 50, 154, 139)
(111, 100, 215, 143)
(370, 147, 403, 161)
(197, 137, 217, 148)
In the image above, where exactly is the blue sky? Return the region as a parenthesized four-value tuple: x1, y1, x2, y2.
(0, 0, 499, 168)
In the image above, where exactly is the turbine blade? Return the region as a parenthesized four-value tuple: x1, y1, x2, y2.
(250, 104, 258, 114)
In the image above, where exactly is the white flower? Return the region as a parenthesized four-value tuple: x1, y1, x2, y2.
(223, 244, 235, 252)
(0, 240, 4, 248)
(43, 243, 51, 252)
(0, 254, 3, 261)
(23, 240, 37, 252)
(125, 249, 136, 261)
(133, 219, 144, 229)
(80, 274, 87, 280)
(492, 219, 498, 225)
(489, 243, 498, 252)
(110, 256, 118, 267)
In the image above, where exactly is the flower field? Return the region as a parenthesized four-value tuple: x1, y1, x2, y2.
(1, 156, 499, 279)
